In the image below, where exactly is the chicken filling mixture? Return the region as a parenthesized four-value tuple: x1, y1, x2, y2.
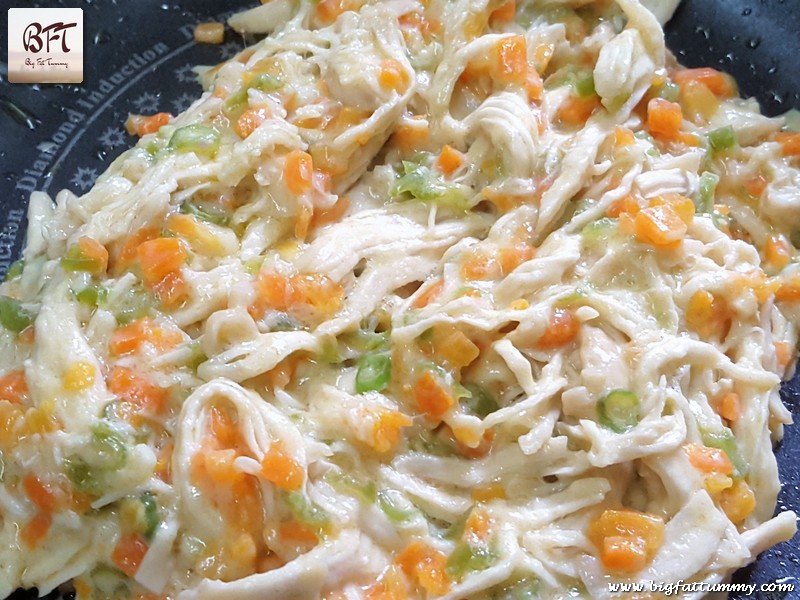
(1, 0, 799, 598)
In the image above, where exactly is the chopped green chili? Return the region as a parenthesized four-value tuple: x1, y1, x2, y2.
(597, 389, 640, 433)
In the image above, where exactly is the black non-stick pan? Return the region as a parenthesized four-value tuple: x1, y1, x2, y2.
(0, 1, 798, 598)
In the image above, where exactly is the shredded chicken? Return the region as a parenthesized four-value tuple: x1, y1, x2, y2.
(1, 0, 798, 598)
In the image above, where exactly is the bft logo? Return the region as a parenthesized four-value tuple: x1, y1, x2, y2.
(23, 21, 78, 54)
(8, 8, 84, 84)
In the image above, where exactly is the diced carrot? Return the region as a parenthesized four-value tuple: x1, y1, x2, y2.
(194, 22, 225, 45)
(649, 193, 694, 225)
(412, 279, 444, 309)
(744, 174, 768, 198)
(432, 327, 480, 369)
(557, 95, 601, 126)
(764, 234, 791, 270)
(679, 81, 720, 123)
(436, 145, 464, 177)
(448, 422, 481, 449)
(483, 188, 525, 213)
(367, 409, 412, 453)
(489, 33, 541, 101)
(151, 270, 190, 309)
(393, 121, 429, 151)
(396, 540, 451, 596)
(460, 249, 501, 280)
(252, 271, 292, 314)
(114, 227, 159, 274)
(647, 98, 683, 142)
(0, 370, 28, 404)
(459, 60, 490, 87)
(634, 205, 686, 249)
(537, 308, 579, 349)
(112, 533, 149, 577)
(295, 202, 313, 242)
(293, 112, 330, 130)
(606, 195, 640, 218)
(126, 112, 172, 137)
(494, 35, 527, 86)
(678, 132, 702, 147)
(314, 0, 359, 25)
(525, 68, 543, 102)
(264, 356, 300, 390)
(601, 536, 648, 572)
(673, 67, 736, 99)
(109, 318, 152, 356)
(704, 472, 734, 496)
(261, 444, 305, 491)
(192, 448, 241, 487)
(379, 59, 410, 94)
(464, 506, 493, 543)
(684, 443, 734, 475)
(614, 127, 636, 147)
(229, 531, 257, 566)
(712, 392, 742, 422)
(719, 479, 756, 524)
(686, 290, 715, 339)
(489, 0, 516, 24)
(109, 318, 180, 356)
(618, 212, 636, 236)
(399, 11, 441, 40)
(313, 168, 333, 195)
(776, 275, 800, 302)
(685, 290, 731, 339)
(284, 150, 314, 196)
(364, 565, 408, 600)
(588, 509, 664, 552)
(776, 132, 800, 157)
(107, 365, 169, 414)
(279, 521, 319, 546)
(471, 482, 506, 502)
(21, 511, 51, 547)
(588, 509, 665, 566)
(137, 237, 186, 286)
(775, 340, 792, 372)
(235, 108, 271, 138)
(23, 473, 58, 512)
(207, 403, 240, 449)
(287, 273, 344, 318)
(532, 42, 554, 74)
(77, 237, 109, 275)
(166, 212, 203, 245)
(310, 195, 349, 230)
(119, 317, 183, 354)
(498, 242, 535, 274)
(414, 371, 454, 422)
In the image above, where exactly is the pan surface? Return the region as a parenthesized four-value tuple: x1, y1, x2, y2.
(0, 1, 798, 598)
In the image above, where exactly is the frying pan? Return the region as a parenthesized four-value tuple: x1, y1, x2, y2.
(0, 1, 798, 598)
